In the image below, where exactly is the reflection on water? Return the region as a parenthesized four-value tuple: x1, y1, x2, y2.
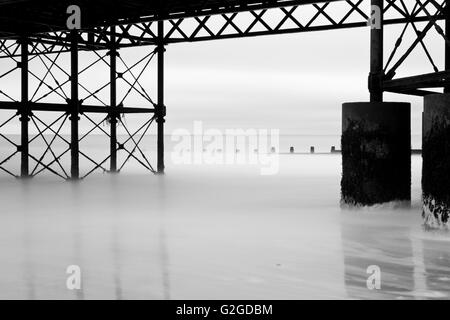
(0, 155, 449, 299)
(156, 177, 170, 300)
(421, 237, 450, 297)
(342, 217, 415, 299)
(341, 210, 448, 299)
(341, 211, 450, 299)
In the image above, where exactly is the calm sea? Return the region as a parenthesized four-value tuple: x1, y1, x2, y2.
(0, 134, 449, 300)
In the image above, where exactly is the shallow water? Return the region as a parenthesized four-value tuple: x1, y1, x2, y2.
(0, 154, 449, 300)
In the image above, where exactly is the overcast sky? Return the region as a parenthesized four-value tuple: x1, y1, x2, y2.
(162, 22, 442, 136)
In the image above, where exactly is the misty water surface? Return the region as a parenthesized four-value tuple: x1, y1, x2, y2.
(0, 146, 449, 299)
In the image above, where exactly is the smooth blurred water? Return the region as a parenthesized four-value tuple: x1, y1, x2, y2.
(0, 141, 449, 299)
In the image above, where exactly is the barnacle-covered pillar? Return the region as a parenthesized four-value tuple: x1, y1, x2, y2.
(421, 6, 450, 227)
(422, 94, 450, 227)
(341, 102, 411, 206)
(341, 0, 411, 206)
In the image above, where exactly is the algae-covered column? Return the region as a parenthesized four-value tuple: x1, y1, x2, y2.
(341, 102, 411, 205)
(341, 0, 411, 206)
(423, 95, 450, 226)
(421, 5, 450, 226)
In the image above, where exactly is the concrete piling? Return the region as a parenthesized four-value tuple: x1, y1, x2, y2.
(422, 94, 450, 227)
(341, 102, 411, 206)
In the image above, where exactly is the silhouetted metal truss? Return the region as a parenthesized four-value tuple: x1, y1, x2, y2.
(382, 0, 450, 95)
(0, 0, 446, 53)
(0, 39, 158, 179)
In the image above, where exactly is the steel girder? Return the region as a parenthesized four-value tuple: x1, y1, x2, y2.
(0, 0, 446, 56)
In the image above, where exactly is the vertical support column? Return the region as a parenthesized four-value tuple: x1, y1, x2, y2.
(341, 102, 411, 206)
(341, 0, 412, 207)
(70, 30, 80, 179)
(420, 4, 450, 227)
(369, 0, 384, 102)
(445, 3, 450, 93)
(423, 94, 450, 227)
(20, 37, 29, 178)
(157, 20, 166, 174)
(110, 26, 118, 173)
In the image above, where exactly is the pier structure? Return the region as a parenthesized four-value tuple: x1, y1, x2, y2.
(0, 0, 448, 215)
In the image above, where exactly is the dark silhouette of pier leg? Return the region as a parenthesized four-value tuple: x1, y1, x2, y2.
(110, 26, 118, 173)
(341, 1, 411, 206)
(422, 94, 450, 227)
(445, 5, 450, 95)
(341, 102, 411, 206)
(421, 7, 450, 227)
(70, 30, 80, 180)
(20, 37, 29, 178)
(157, 21, 166, 174)
(369, 0, 383, 103)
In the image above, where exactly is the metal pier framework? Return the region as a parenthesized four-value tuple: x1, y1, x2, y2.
(0, 0, 447, 180)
